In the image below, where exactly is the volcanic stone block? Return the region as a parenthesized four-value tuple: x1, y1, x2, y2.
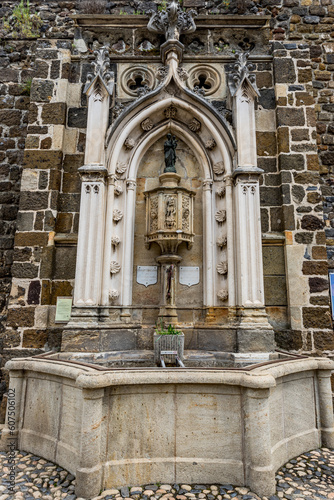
(22, 329, 48, 348)
(277, 127, 289, 153)
(295, 232, 313, 244)
(321, 152, 334, 165)
(0, 110, 21, 126)
(7, 307, 35, 328)
(279, 153, 304, 171)
(302, 261, 328, 275)
(293, 172, 319, 184)
(264, 276, 287, 306)
(53, 247, 77, 279)
(309, 277, 329, 293)
(11, 263, 39, 279)
(257, 157, 277, 173)
(67, 107, 87, 128)
(16, 212, 34, 232)
(303, 307, 331, 329)
(260, 186, 282, 206)
(41, 103, 66, 125)
(13, 247, 32, 262)
(291, 129, 309, 141)
(261, 208, 269, 232)
(298, 68, 312, 83)
(256, 132, 277, 156)
(23, 150, 63, 170)
(30, 80, 54, 102)
(274, 330, 303, 350)
(310, 296, 329, 306)
(292, 185, 305, 203)
(55, 213, 73, 233)
(277, 107, 305, 127)
(313, 330, 334, 350)
(274, 58, 296, 83)
(263, 246, 285, 275)
(301, 215, 324, 230)
(259, 89, 275, 109)
(27, 281, 41, 305)
(19, 192, 49, 211)
(58, 193, 80, 212)
(15, 232, 48, 247)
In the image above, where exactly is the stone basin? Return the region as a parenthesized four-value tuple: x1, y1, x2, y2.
(1, 352, 334, 499)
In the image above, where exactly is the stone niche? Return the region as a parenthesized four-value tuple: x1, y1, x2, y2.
(132, 136, 204, 323)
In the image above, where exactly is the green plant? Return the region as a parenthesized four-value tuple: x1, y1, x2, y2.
(155, 319, 182, 336)
(3, 0, 42, 39)
(20, 77, 32, 95)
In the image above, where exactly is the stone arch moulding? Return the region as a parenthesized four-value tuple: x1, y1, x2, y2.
(102, 95, 236, 312)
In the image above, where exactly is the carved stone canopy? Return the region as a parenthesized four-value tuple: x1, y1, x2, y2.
(147, 0, 197, 42)
(84, 47, 114, 96)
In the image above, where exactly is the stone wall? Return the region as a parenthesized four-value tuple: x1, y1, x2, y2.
(0, 0, 334, 363)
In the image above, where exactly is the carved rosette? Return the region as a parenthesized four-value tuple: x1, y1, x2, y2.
(217, 236, 227, 248)
(113, 209, 123, 222)
(217, 262, 228, 275)
(110, 261, 121, 274)
(111, 235, 120, 247)
(156, 65, 169, 81)
(188, 118, 201, 132)
(109, 289, 119, 301)
(215, 210, 226, 223)
(217, 289, 228, 301)
(141, 118, 154, 131)
(213, 161, 225, 175)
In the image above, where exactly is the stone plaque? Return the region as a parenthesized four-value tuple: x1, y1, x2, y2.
(137, 266, 158, 287)
(55, 297, 72, 323)
(179, 266, 199, 287)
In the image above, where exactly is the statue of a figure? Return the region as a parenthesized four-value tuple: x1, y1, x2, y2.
(164, 134, 177, 173)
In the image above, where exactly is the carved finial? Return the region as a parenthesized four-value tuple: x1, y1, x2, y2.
(84, 47, 114, 95)
(147, 0, 197, 42)
(228, 50, 259, 98)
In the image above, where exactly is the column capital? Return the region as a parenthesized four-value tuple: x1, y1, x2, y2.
(202, 179, 213, 191)
(232, 166, 263, 180)
(78, 164, 108, 182)
(127, 179, 137, 191)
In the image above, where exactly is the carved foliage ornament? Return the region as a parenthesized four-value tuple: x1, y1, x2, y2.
(177, 67, 189, 81)
(156, 65, 169, 81)
(205, 138, 216, 150)
(85, 47, 114, 95)
(216, 186, 226, 197)
(228, 50, 259, 97)
(217, 289, 228, 301)
(116, 162, 127, 176)
(217, 236, 227, 247)
(109, 289, 119, 301)
(124, 137, 135, 150)
(111, 235, 120, 247)
(147, 0, 197, 42)
(114, 183, 123, 196)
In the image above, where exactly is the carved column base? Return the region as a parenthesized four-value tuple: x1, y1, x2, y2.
(236, 307, 276, 353)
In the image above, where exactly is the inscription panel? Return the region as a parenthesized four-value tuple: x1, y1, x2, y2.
(137, 266, 158, 287)
(179, 266, 200, 287)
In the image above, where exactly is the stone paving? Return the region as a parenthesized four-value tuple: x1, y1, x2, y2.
(0, 448, 333, 500)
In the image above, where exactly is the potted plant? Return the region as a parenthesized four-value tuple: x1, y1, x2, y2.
(154, 320, 184, 364)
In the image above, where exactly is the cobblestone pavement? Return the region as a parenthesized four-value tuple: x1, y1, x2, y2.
(0, 448, 333, 500)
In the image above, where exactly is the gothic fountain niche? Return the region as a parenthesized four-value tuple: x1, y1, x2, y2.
(144, 134, 195, 324)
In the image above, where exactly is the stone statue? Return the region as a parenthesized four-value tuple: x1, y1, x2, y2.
(164, 134, 177, 173)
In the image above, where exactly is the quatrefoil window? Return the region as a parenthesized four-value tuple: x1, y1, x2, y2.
(121, 66, 156, 97)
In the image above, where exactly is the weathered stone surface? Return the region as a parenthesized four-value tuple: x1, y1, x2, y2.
(41, 103, 66, 125)
(22, 329, 48, 348)
(302, 261, 328, 275)
(67, 107, 87, 128)
(306, 154, 319, 171)
(259, 89, 275, 109)
(11, 262, 38, 279)
(277, 107, 305, 126)
(279, 153, 304, 171)
(260, 187, 282, 206)
(277, 127, 289, 153)
(301, 215, 324, 230)
(264, 276, 287, 305)
(274, 329, 302, 350)
(256, 132, 277, 156)
(30, 80, 54, 102)
(310, 295, 330, 306)
(15, 232, 48, 247)
(291, 128, 309, 141)
(19, 192, 49, 211)
(23, 150, 63, 170)
(257, 157, 277, 173)
(274, 58, 296, 83)
(197, 329, 236, 351)
(0, 109, 21, 126)
(309, 277, 329, 293)
(27, 280, 41, 305)
(263, 246, 285, 275)
(303, 307, 331, 329)
(313, 330, 334, 350)
(16, 212, 34, 231)
(7, 307, 35, 328)
(53, 247, 77, 279)
(295, 231, 313, 244)
(293, 172, 319, 184)
(55, 213, 73, 233)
